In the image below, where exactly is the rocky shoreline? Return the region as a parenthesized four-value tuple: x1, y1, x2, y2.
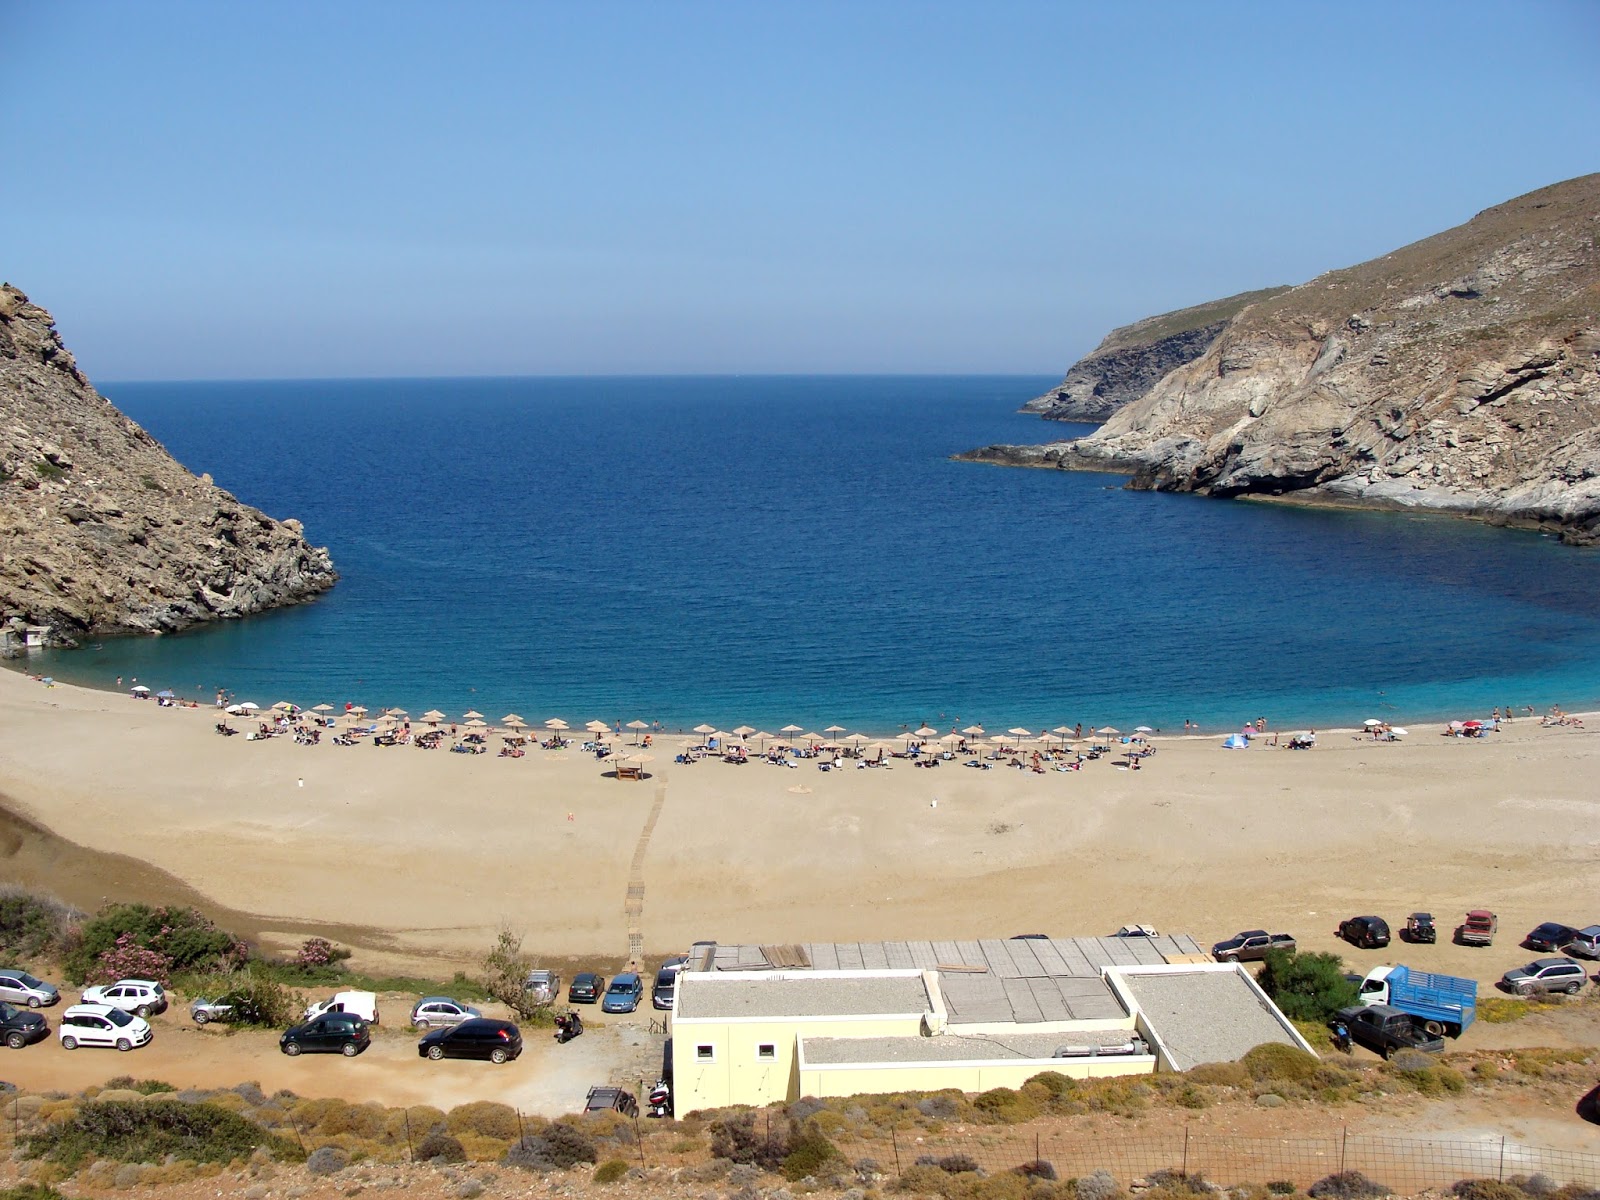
(0, 285, 337, 646)
(964, 175, 1600, 544)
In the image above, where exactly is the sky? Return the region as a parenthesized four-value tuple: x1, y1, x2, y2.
(2, 1, 1598, 380)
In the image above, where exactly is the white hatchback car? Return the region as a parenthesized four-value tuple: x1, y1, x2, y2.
(80, 979, 168, 1017)
(58, 1003, 153, 1051)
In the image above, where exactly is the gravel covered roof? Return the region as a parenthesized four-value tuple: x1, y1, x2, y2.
(676, 974, 931, 1020)
(1119, 971, 1299, 1069)
(801, 1029, 1145, 1064)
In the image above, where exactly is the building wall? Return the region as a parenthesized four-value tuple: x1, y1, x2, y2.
(798, 1055, 1154, 1098)
(673, 1014, 925, 1113)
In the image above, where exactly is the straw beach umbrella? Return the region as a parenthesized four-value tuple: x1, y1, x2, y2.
(463, 710, 484, 720)
(914, 725, 938, 739)
(780, 724, 804, 739)
(626, 719, 650, 744)
(824, 725, 847, 741)
(732, 724, 756, 739)
(961, 724, 985, 738)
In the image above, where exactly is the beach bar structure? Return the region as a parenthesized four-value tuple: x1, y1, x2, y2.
(670, 936, 1311, 1112)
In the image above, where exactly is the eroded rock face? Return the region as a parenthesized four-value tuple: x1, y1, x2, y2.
(978, 175, 1600, 543)
(0, 284, 337, 645)
(1024, 287, 1290, 421)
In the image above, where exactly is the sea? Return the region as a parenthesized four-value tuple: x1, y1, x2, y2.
(17, 375, 1600, 734)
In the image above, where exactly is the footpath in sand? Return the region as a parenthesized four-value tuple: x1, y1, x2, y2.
(0, 667, 1596, 988)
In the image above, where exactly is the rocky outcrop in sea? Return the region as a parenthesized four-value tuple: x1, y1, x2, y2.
(0, 285, 337, 646)
(964, 175, 1600, 543)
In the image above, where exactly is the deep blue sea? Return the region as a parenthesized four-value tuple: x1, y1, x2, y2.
(18, 375, 1600, 733)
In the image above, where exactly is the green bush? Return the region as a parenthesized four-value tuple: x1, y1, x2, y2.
(0, 888, 77, 959)
(781, 1125, 841, 1181)
(0, 1186, 67, 1200)
(1308, 1172, 1389, 1199)
(1024, 1071, 1077, 1097)
(177, 968, 298, 1028)
(593, 1159, 630, 1184)
(971, 1086, 1041, 1123)
(414, 1130, 466, 1163)
(101, 1076, 176, 1095)
(1241, 1042, 1324, 1084)
(1186, 1062, 1250, 1088)
(64, 904, 241, 984)
(709, 1112, 789, 1170)
(447, 1100, 521, 1141)
(503, 1123, 597, 1171)
(22, 1100, 290, 1170)
(1452, 1182, 1528, 1200)
(1257, 950, 1358, 1022)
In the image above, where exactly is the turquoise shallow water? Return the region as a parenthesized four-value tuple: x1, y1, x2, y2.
(17, 375, 1600, 733)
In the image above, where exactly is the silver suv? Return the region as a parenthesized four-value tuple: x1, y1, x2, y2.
(1502, 957, 1588, 996)
(1562, 925, 1600, 960)
(523, 969, 561, 1005)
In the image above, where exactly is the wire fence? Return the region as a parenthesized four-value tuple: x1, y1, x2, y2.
(890, 1130, 1600, 1192)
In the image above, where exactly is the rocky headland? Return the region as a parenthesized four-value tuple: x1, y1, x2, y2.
(964, 175, 1600, 542)
(1022, 287, 1288, 421)
(0, 284, 336, 646)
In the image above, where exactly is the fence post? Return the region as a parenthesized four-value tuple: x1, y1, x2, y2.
(891, 1129, 902, 1176)
(1340, 1126, 1348, 1174)
(517, 1107, 526, 1144)
(635, 1113, 646, 1170)
(403, 1108, 414, 1163)
(1183, 1126, 1190, 1177)
(1036, 1131, 1041, 1166)
(288, 1114, 307, 1158)
(1499, 1137, 1506, 1181)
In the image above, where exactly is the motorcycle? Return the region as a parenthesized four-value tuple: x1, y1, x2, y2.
(554, 1012, 584, 1043)
(647, 1079, 673, 1118)
(1330, 1020, 1351, 1054)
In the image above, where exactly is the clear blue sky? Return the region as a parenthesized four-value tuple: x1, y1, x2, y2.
(4, 1, 1597, 380)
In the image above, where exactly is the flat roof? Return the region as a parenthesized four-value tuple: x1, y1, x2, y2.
(676, 973, 931, 1021)
(802, 1029, 1144, 1065)
(1118, 971, 1300, 1069)
(697, 936, 1199, 1025)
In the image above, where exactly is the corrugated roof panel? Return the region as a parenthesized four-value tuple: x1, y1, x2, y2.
(955, 940, 987, 968)
(1028, 978, 1075, 1022)
(1005, 939, 1047, 976)
(1076, 939, 1114, 969)
(884, 942, 916, 969)
(932, 939, 962, 965)
(809, 942, 840, 970)
(908, 940, 939, 969)
(835, 943, 866, 971)
(859, 942, 891, 970)
(1029, 940, 1072, 975)
(979, 939, 1021, 978)
(1054, 944, 1095, 975)
(1099, 937, 1142, 966)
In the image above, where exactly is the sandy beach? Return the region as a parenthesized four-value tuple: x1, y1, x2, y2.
(1, 667, 1596, 987)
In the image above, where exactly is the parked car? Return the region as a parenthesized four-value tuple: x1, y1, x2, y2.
(410, 997, 482, 1028)
(1401, 913, 1437, 944)
(417, 1018, 522, 1063)
(1562, 926, 1600, 960)
(652, 967, 678, 1011)
(1332, 1005, 1444, 1059)
(568, 974, 606, 1004)
(280, 1013, 371, 1056)
(0, 1002, 50, 1048)
(80, 980, 167, 1018)
(1501, 958, 1589, 996)
(1525, 922, 1582, 953)
(1112, 925, 1160, 938)
(1211, 931, 1296, 962)
(1455, 910, 1497, 946)
(0, 970, 58, 1009)
(585, 1086, 639, 1117)
(1339, 916, 1391, 949)
(523, 969, 561, 1005)
(58, 1004, 152, 1051)
(189, 992, 269, 1025)
(602, 972, 644, 1013)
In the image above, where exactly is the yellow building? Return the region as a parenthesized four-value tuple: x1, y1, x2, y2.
(669, 937, 1310, 1114)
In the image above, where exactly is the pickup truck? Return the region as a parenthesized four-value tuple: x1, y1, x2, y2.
(1211, 930, 1296, 962)
(1333, 1004, 1444, 1058)
(1356, 965, 1476, 1036)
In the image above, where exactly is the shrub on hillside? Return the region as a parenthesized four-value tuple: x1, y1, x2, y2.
(0, 888, 78, 960)
(1308, 1171, 1389, 1199)
(1017, 1160, 1058, 1181)
(1257, 949, 1358, 1023)
(64, 904, 243, 984)
(447, 1101, 521, 1141)
(593, 1159, 630, 1184)
(1241, 1043, 1323, 1084)
(305, 1146, 350, 1176)
(502, 1122, 597, 1172)
(971, 1086, 1040, 1124)
(1185, 1062, 1251, 1088)
(22, 1100, 288, 1170)
(415, 1130, 466, 1163)
(1075, 1169, 1123, 1200)
(709, 1112, 789, 1171)
(780, 1125, 841, 1181)
(1452, 1182, 1529, 1200)
(177, 969, 297, 1028)
(0, 1185, 67, 1200)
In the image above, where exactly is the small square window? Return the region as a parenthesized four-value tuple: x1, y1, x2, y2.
(696, 1043, 715, 1061)
(757, 1043, 776, 1060)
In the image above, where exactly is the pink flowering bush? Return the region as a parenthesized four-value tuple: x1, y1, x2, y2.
(90, 932, 174, 985)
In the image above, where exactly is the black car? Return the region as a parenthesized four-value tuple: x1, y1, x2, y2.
(1338, 915, 1391, 949)
(0, 1002, 49, 1049)
(585, 1085, 638, 1117)
(1525, 922, 1581, 952)
(280, 1013, 370, 1057)
(652, 967, 678, 1011)
(568, 973, 606, 1004)
(418, 1017, 522, 1063)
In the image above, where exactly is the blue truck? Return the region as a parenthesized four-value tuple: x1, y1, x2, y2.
(1357, 964, 1476, 1037)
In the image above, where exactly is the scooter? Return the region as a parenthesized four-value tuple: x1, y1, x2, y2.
(554, 1012, 584, 1043)
(1330, 1020, 1351, 1054)
(647, 1080, 672, 1118)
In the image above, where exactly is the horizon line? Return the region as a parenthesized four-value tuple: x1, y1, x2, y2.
(97, 370, 1063, 387)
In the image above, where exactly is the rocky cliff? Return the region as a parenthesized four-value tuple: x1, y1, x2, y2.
(0, 285, 336, 645)
(1023, 287, 1288, 421)
(965, 175, 1600, 542)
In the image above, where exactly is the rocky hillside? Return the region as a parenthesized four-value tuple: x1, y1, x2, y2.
(964, 175, 1600, 543)
(1023, 287, 1288, 421)
(0, 285, 336, 645)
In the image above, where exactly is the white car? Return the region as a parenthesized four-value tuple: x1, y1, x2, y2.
(80, 979, 168, 1017)
(58, 1003, 153, 1051)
